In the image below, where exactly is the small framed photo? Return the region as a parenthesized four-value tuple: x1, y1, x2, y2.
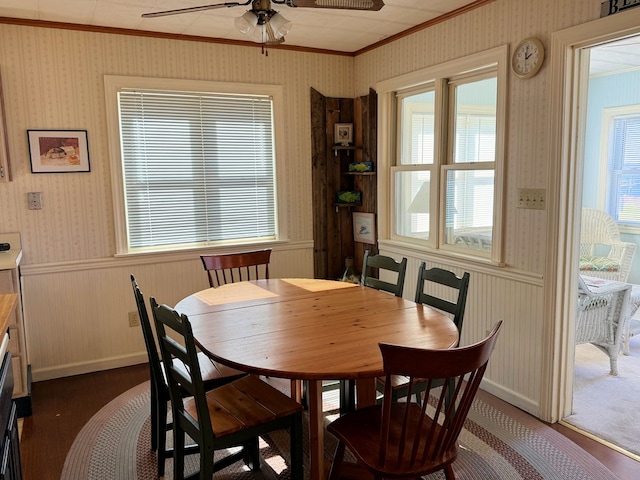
(27, 129, 90, 173)
(353, 212, 376, 244)
(334, 123, 353, 146)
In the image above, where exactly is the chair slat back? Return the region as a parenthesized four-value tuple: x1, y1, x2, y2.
(377, 321, 502, 471)
(361, 250, 408, 297)
(415, 263, 470, 342)
(151, 299, 213, 444)
(201, 249, 272, 288)
(130, 276, 165, 392)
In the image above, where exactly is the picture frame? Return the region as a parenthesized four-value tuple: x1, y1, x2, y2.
(27, 129, 90, 173)
(353, 212, 376, 244)
(334, 123, 353, 146)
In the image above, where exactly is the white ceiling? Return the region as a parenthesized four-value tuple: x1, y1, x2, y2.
(590, 36, 640, 76)
(0, 0, 482, 53)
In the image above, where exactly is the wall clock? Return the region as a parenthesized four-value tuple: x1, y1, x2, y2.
(511, 37, 545, 79)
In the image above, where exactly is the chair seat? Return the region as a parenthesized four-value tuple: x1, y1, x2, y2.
(327, 403, 458, 477)
(165, 353, 246, 391)
(377, 374, 411, 390)
(195, 352, 246, 385)
(185, 375, 302, 437)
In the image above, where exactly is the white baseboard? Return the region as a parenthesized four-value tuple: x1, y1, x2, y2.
(481, 378, 541, 419)
(31, 352, 148, 382)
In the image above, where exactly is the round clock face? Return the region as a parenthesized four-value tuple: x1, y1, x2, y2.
(512, 38, 545, 78)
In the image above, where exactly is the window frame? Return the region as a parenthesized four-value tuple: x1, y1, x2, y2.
(376, 46, 508, 264)
(598, 105, 640, 232)
(104, 75, 289, 256)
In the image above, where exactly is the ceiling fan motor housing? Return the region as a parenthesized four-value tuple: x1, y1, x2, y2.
(253, 0, 273, 11)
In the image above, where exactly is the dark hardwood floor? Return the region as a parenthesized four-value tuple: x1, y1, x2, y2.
(19, 363, 149, 480)
(18, 363, 640, 480)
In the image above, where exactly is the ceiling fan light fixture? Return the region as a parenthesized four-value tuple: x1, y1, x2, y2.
(235, 10, 259, 34)
(260, 22, 285, 45)
(269, 12, 293, 39)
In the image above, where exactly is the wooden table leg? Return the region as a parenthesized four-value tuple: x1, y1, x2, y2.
(307, 379, 325, 480)
(290, 379, 302, 403)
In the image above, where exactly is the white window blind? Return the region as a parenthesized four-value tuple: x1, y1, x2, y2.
(117, 89, 277, 250)
(609, 115, 640, 225)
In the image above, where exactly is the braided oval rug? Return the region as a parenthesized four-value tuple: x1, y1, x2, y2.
(61, 381, 618, 480)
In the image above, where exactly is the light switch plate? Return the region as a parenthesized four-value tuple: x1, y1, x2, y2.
(517, 188, 546, 210)
(27, 192, 42, 210)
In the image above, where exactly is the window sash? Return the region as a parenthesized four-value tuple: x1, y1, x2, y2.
(442, 165, 494, 256)
(392, 72, 498, 257)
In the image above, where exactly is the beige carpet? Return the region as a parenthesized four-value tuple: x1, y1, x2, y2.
(61, 381, 620, 480)
(565, 334, 640, 458)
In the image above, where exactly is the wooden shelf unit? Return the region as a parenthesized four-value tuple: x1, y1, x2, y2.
(311, 88, 378, 280)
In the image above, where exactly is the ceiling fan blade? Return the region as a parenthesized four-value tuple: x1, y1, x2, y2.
(141, 1, 251, 18)
(289, 0, 384, 11)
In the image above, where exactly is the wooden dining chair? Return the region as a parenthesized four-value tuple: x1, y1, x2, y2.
(360, 250, 408, 297)
(326, 250, 410, 412)
(130, 275, 246, 476)
(150, 298, 304, 480)
(377, 263, 471, 404)
(328, 321, 502, 480)
(200, 249, 272, 288)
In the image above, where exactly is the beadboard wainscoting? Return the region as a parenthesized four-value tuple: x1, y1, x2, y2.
(20, 242, 314, 382)
(379, 244, 544, 417)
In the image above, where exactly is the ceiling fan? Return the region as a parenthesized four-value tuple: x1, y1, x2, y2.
(142, 0, 385, 51)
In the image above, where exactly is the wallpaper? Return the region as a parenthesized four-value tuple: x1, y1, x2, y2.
(0, 25, 354, 264)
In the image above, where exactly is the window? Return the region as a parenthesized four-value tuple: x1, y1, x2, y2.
(604, 112, 640, 227)
(104, 76, 285, 254)
(382, 47, 507, 262)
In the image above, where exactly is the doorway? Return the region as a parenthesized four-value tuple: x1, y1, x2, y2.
(564, 36, 640, 457)
(548, 13, 640, 459)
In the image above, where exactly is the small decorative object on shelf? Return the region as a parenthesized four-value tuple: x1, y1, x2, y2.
(336, 190, 361, 205)
(348, 162, 373, 173)
(334, 123, 353, 146)
(339, 256, 360, 284)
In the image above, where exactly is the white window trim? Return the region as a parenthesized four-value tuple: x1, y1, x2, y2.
(599, 105, 640, 233)
(376, 45, 508, 264)
(104, 75, 289, 256)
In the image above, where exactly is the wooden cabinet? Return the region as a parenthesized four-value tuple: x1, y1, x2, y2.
(311, 88, 378, 280)
(0, 234, 29, 417)
(0, 353, 22, 480)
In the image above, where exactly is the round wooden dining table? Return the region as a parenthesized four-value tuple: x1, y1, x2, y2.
(174, 278, 458, 480)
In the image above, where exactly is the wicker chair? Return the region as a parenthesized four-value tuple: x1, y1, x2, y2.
(576, 275, 631, 375)
(621, 286, 640, 355)
(579, 208, 636, 282)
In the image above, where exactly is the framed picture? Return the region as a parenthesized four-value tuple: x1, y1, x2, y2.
(353, 212, 376, 244)
(334, 123, 353, 146)
(27, 129, 90, 173)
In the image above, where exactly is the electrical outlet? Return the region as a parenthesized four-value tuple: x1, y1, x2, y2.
(517, 188, 546, 210)
(128, 311, 140, 327)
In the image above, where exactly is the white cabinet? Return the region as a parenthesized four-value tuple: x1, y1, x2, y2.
(0, 234, 29, 416)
